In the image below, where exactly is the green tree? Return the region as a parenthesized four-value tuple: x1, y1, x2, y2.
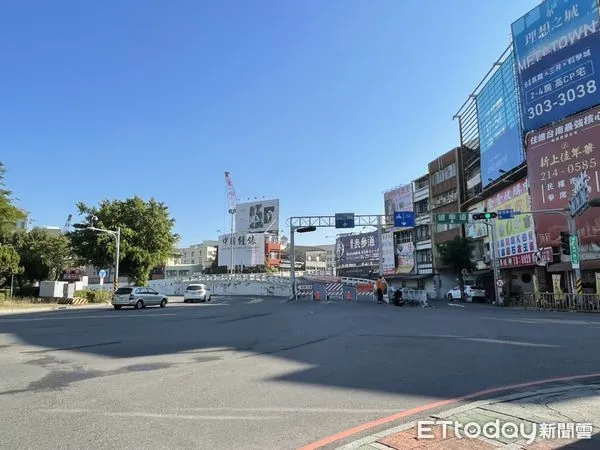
(437, 236, 475, 301)
(0, 162, 25, 230)
(69, 197, 179, 285)
(0, 244, 23, 287)
(11, 229, 73, 282)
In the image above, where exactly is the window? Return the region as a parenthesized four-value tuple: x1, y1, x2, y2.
(417, 249, 432, 263)
(432, 189, 457, 207)
(415, 199, 429, 214)
(432, 163, 456, 185)
(415, 226, 430, 241)
(435, 222, 460, 233)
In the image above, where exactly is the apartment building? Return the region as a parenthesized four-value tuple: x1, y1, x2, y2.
(173, 241, 218, 268)
(428, 147, 464, 295)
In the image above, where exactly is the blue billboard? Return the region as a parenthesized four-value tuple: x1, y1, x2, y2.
(477, 53, 524, 187)
(511, 0, 600, 132)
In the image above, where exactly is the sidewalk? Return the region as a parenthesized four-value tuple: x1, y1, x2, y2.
(336, 384, 600, 449)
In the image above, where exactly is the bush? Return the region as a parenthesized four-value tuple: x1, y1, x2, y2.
(74, 290, 112, 303)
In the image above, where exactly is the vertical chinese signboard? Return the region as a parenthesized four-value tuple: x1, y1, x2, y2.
(526, 105, 600, 246)
(511, 0, 600, 132)
(477, 52, 524, 187)
(486, 178, 539, 268)
(381, 232, 396, 275)
(395, 241, 415, 274)
(384, 184, 413, 228)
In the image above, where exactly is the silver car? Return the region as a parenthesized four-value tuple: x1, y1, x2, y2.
(112, 286, 168, 310)
(183, 283, 212, 303)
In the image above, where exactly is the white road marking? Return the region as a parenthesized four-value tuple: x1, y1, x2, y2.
(41, 409, 278, 420)
(172, 407, 404, 413)
(245, 299, 264, 304)
(447, 303, 465, 308)
(483, 317, 600, 325)
(458, 338, 559, 348)
(0, 313, 177, 323)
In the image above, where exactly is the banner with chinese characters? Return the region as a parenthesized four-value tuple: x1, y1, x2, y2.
(335, 231, 379, 265)
(218, 232, 265, 267)
(552, 273, 564, 300)
(511, 0, 600, 132)
(526, 105, 600, 246)
(381, 232, 396, 275)
(486, 178, 539, 268)
(395, 241, 415, 274)
(383, 184, 413, 228)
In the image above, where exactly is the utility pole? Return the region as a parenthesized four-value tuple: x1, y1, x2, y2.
(377, 215, 384, 276)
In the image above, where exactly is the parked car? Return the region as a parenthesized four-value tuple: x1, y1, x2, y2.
(183, 283, 212, 303)
(112, 286, 168, 310)
(446, 285, 486, 303)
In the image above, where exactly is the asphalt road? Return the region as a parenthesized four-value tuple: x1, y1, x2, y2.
(1, 296, 600, 449)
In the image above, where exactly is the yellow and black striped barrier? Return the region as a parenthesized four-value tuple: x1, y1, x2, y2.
(576, 278, 584, 294)
(56, 297, 89, 305)
(113, 279, 118, 293)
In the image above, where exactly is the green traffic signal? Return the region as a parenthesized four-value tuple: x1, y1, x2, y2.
(472, 212, 498, 220)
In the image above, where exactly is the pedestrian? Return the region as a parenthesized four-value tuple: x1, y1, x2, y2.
(376, 276, 385, 304)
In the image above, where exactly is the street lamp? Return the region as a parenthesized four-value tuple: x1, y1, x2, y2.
(73, 221, 121, 292)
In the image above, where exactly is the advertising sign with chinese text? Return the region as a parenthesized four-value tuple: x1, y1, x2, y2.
(395, 241, 415, 274)
(477, 52, 524, 187)
(511, 0, 600, 132)
(235, 199, 279, 234)
(381, 232, 396, 275)
(217, 232, 265, 267)
(384, 184, 413, 227)
(486, 178, 539, 268)
(335, 231, 379, 265)
(526, 105, 600, 246)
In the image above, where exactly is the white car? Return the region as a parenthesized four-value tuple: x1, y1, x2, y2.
(446, 285, 487, 303)
(112, 286, 168, 310)
(183, 284, 212, 303)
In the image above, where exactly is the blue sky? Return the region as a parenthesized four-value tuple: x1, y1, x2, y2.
(1, 0, 539, 247)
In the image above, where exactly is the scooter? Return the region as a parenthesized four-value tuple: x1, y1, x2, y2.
(392, 289, 404, 307)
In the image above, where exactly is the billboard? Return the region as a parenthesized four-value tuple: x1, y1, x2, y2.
(526, 105, 600, 246)
(511, 0, 600, 132)
(486, 178, 539, 268)
(218, 232, 265, 267)
(381, 232, 396, 275)
(477, 53, 524, 187)
(335, 231, 379, 265)
(235, 199, 279, 233)
(395, 241, 415, 274)
(384, 184, 413, 227)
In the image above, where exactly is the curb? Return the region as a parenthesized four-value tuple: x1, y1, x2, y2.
(334, 383, 600, 450)
(0, 303, 111, 316)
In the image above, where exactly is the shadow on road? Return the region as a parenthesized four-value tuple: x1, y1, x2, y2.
(1, 296, 600, 433)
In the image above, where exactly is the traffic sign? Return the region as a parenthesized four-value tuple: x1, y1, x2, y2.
(98, 269, 107, 278)
(496, 279, 504, 288)
(434, 212, 470, 224)
(393, 211, 415, 228)
(497, 209, 515, 220)
(570, 235, 580, 269)
(335, 213, 355, 229)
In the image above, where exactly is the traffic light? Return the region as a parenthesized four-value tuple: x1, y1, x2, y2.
(296, 226, 317, 233)
(560, 231, 571, 255)
(472, 212, 498, 220)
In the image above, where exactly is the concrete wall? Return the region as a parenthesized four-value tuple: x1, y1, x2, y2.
(148, 278, 291, 297)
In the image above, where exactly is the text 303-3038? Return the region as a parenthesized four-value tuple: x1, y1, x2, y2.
(527, 80, 597, 119)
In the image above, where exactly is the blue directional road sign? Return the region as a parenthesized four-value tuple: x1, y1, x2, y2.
(98, 269, 107, 278)
(393, 211, 415, 228)
(497, 209, 515, 220)
(335, 213, 355, 229)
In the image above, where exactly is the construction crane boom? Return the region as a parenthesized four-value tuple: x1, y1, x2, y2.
(62, 214, 73, 234)
(224, 171, 239, 210)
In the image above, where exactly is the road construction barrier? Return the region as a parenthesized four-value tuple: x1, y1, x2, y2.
(343, 286, 357, 302)
(312, 283, 327, 301)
